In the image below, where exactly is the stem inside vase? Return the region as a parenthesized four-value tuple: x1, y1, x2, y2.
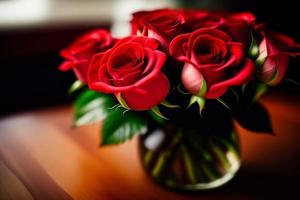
(139, 124, 241, 191)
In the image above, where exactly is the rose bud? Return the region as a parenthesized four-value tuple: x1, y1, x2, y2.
(88, 36, 170, 111)
(256, 29, 300, 85)
(59, 29, 113, 83)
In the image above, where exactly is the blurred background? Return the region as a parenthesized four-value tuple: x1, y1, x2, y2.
(0, 0, 299, 116)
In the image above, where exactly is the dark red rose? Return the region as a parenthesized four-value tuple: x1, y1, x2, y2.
(131, 9, 185, 49)
(59, 29, 113, 83)
(222, 12, 256, 44)
(88, 36, 170, 111)
(170, 27, 255, 99)
(184, 11, 256, 44)
(183, 10, 222, 30)
(255, 25, 300, 85)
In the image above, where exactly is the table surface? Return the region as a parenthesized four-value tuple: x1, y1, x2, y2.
(0, 93, 300, 200)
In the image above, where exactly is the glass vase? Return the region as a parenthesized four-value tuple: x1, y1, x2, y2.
(138, 120, 240, 191)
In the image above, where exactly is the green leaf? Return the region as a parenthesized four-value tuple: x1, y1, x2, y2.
(248, 32, 259, 59)
(102, 108, 147, 145)
(68, 80, 85, 95)
(235, 102, 274, 134)
(74, 90, 116, 126)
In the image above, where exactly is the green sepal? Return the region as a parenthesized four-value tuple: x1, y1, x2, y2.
(229, 88, 239, 104)
(216, 98, 231, 110)
(115, 93, 130, 110)
(242, 83, 248, 93)
(255, 52, 267, 69)
(151, 106, 169, 120)
(177, 84, 190, 95)
(285, 78, 300, 87)
(197, 78, 207, 97)
(101, 108, 147, 146)
(248, 32, 259, 59)
(68, 80, 85, 95)
(160, 100, 180, 108)
(188, 96, 205, 115)
(254, 82, 268, 101)
(73, 90, 116, 127)
(148, 109, 165, 124)
(266, 67, 279, 86)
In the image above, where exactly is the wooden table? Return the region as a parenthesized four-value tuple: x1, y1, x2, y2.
(0, 93, 300, 200)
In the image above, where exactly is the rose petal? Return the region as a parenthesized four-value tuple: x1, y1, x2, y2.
(215, 42, 244, 71)
(228, 12, 256, 24)
(206, 59, 255, 98)
(261, 52, 289, 85)
(121, 73, 170, 110)
(129, 36, 161, 50)
(59, 61, 74, 71)
(88, 38, 167, 94)
(181, 63, 204, 95)
(169, 33, 190, 62)
(72, 60, 90, 83)
(134, 49, 167, 86)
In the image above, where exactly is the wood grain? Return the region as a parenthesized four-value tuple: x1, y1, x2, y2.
(0, 93, 299, 200)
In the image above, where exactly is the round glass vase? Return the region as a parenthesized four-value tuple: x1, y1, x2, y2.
(139, 121, 241, 191)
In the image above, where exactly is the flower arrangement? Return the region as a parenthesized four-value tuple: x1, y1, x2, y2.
(59, 8, 299, 189)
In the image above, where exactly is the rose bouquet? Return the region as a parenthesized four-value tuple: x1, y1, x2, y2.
(59, 9, 299, 190)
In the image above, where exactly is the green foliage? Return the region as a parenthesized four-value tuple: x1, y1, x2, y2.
(74, 90, 116, 126)
(235, 102, 273, 134)
(74, 89, 147, 145)
(102, 108, 147, 145)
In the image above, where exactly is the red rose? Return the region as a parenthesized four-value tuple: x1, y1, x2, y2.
(170, 27, 255, 99)
(88, 36, 170, 111)
(183, 10, 222, 30)
(222, 12, 256, 44)
(131, 9, 185, 49)
(59, 29, 113, 83)
(184, 11, 256, 44)
(255, 26, 300, 85)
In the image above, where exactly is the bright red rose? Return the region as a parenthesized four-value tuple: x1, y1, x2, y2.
(170, 27, 255, 99)
(131, 9, 185, 50)
(59, 29, 113, 83)
(88, 36, 170, 111)
(184, 11, 256, 44)
(255, 25, 300, 85)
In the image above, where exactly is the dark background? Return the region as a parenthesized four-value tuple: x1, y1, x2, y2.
(0, 0, 299, 116)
